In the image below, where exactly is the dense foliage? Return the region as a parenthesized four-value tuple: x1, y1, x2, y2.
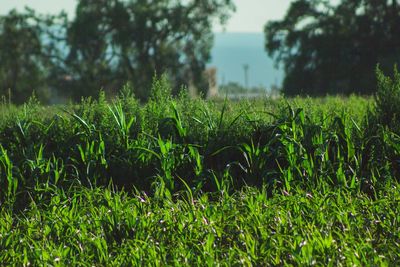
(265, 0, 400, 95)
(1, 185, 398, 265)
(0, 83, 375, 199)
(1, 70, 400, 264)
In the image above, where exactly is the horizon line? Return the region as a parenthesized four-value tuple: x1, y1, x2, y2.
(213, 31, 264, 34)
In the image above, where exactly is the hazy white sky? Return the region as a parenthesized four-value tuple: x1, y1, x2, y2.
(0, 0, 292, 32)
(216, 0, 293, 32)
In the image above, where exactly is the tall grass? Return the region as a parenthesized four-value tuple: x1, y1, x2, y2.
(0, 71, 400, 265)
(1, 185, 399, 265)
(0, 91, 378, 198)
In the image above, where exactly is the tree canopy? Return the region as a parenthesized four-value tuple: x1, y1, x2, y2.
(0, 9, 57, 103)
(0, 0, 235, 103)
(265, 0, 400, 95)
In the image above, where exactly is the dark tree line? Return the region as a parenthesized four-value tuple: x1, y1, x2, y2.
(265, 0, 400, 96)
(0, 0, 234, 104)
(4, 0, 398, 102)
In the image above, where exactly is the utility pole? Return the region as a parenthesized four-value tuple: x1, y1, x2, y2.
(243, 64, 249, 89)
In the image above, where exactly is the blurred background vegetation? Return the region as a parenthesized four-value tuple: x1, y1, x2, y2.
(1, 0, 400, 103)
(265, 0, 400, 95)
(0, 0, 235, 103)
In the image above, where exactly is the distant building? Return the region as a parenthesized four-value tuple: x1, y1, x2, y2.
(204, 67, 218, 98)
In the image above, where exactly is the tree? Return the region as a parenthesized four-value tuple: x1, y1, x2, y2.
(264, 0, 400, 96)
(0, 9, 47, 103)
(64, 0, 235, 100)
(0, 9, 67, 104)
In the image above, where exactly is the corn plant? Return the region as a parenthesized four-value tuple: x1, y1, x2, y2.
(108, 102, 135, 147)
(0, 145, 17, 203)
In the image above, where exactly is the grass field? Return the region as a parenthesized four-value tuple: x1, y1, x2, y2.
(1, 73, 400, 265)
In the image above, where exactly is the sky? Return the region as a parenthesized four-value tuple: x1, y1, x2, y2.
(0, 0, 292, 32)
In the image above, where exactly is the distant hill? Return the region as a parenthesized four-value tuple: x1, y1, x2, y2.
(209, 32, 283, 89)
